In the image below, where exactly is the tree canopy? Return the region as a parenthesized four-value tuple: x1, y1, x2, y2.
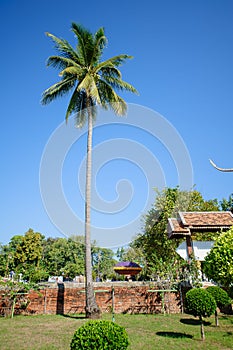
(204, 227, 233, 290)
(0, 230, 117, 283)
(129, 187, 219, 280)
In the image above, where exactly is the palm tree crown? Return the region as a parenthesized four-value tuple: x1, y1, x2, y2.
(41, 23, 137, 124)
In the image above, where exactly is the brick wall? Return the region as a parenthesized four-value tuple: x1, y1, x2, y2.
(0, 282, 182, 316)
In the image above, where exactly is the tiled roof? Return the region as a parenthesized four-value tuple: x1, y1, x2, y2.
(179, 211, 233, 227)
(167, 218, 190, 237)
(168, 211, 233, 238)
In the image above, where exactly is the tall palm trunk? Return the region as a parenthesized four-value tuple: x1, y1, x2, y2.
(85, 104, 101, 319)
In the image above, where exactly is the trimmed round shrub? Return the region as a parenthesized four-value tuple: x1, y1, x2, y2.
(70, 320, 129, 350)
(206, 286, 230, 308)
(185, 288, 216, 318)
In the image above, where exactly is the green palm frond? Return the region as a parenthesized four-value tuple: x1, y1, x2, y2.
(46, 32, 80, 63)
(71, 23, 94, 66)
(107, 99, 127, 115)
(65, 88, 82, 122)
(77, 74, 101, 104)
(98, 80, 127, 115)
(66, 89, 88, 124)
(59, 66, 83, 78)
(47, 56, 82, 71)
(94, 27, 107, 54)
(95, 55, 133, 72)
(89, 27, 107, 67)
(108, 54, 134, 67)
(99, 66, 122, 79)
(73, 97, 88, 128)
(41, 77, 75, 105)
(101, 76, 138, 94)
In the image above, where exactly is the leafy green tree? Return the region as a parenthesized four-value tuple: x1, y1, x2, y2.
(220, 193, 233, 213)
(120, 245, 144, 266)
(135, 187, 181, 278)
(133, 187, 218, 279)
(116, 247, 125, 262)
(0, 244, 8, 276)
(13, 229, 45, 282)
(41, 23, 137, 318)
(2, 236, 25, 278)
(92, 247, 116, 281)
(204, 228, 233, 290)
(185, 288, 216, 340)
(43, 237, 85, 278)
(206, 286, 231, 326)
(0, 236, 26, 278)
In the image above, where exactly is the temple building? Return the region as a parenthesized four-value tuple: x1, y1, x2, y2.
(167, 211, 233, 258)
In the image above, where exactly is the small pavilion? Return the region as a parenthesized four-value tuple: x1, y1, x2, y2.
(114, 261, 142, 277)
(167, 211, 233, 258)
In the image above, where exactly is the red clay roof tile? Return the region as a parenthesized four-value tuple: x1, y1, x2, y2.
(179, 211, 233, 227)
(168, 211, 233, 238)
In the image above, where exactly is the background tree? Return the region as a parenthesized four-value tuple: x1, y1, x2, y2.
(116, 247, 125, 262)
(9, 229, 46, 282)
(43, 237, 85, 279)
(132, 187, 219, 280)
(206, 286, 231, 326)
(41, 23, 137, 318)
(92, 246, 116, 281)
(0, 236, 26, 279)
(204, 227, 233, 292)
(1, 233, 116, 283)
(220, 193, 233, 213)
(0, 244, 9, 277)
(185, 288, 216, 341)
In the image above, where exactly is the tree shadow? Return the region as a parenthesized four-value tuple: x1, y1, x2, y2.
(223, 332, 233, 337)
(156, 331, 193, 339)
(180, 318, 211, 326)
(62, 314, 86, 319)
(221, 316, 233, 324)
(56, 283, 65, 315)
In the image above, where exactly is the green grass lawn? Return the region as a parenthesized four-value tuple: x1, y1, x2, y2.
(0, 313, 232, 350)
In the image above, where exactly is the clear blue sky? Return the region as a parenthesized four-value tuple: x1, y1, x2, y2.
(1, 0, 233, 248)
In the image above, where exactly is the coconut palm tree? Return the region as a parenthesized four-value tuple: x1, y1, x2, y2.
(41, 23, 138, 318)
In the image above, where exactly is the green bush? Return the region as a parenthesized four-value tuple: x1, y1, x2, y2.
(206, 286, 230, 308)
(70, 320, 129, 350)
(206, 286, 231, 326)
(185, 288, 217, 340)
(185, 288, 216, 318)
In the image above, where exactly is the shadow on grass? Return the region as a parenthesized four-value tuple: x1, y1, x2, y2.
(221, 316, 233, 324)
(156, 331, 193, 339)
(62, 314, 86, 319)
(180, 318, 211, 326)
(223, 332, 233, 337)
